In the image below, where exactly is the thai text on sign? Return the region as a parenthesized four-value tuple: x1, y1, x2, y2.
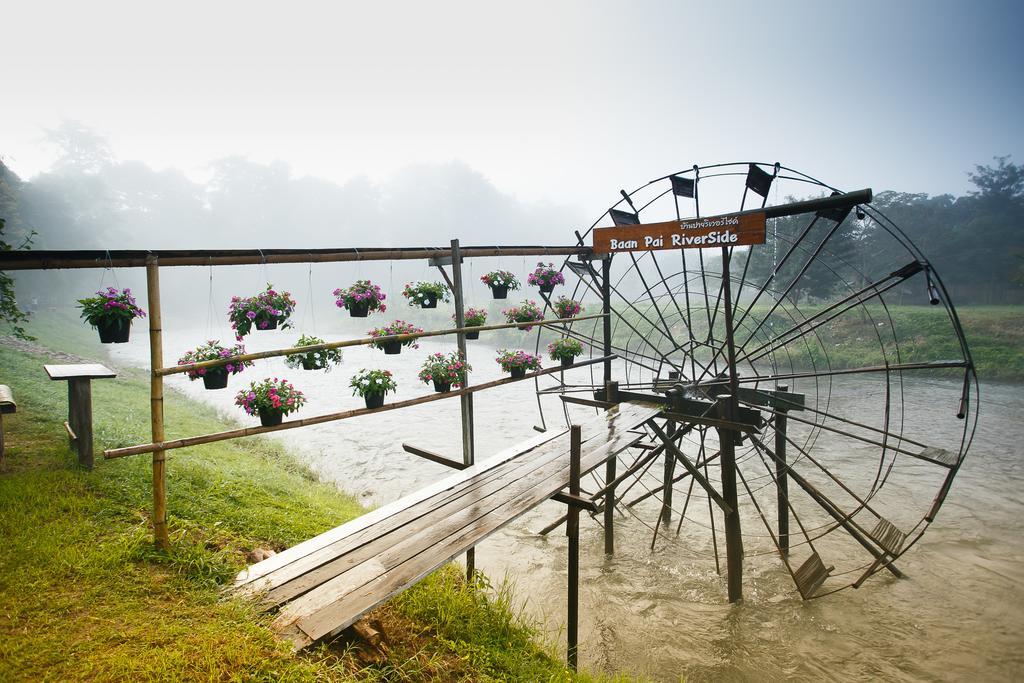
(592, 211, 767, 253)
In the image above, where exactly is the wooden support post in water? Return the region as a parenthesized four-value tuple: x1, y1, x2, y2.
(775, 383, 790, 556)
(450, 238, 476, 580)
(604, 380, 617, 554)
(146, 256, 170, 550)
(567, 424, 581, 671)
(67, 379, 93, 468)
(719, 246, 744, 603)
(659, 422, 678, 527)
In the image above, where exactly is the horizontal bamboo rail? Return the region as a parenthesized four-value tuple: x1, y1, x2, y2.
(104, 354, 617, 459)
(0, 245, 592, 271)
(160, 313, 607, 376)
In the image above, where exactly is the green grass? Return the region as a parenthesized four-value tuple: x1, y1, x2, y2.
(0, 314, 613, 682)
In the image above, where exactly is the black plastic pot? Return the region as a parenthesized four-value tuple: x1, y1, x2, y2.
(420, 293, 438, 309)
(258, 318, 278, 330)
(490, 284, 509, 299)
(301, 357, 319, 370)
(561, 356, 574, 369)
(539, 283, 555, 294)
(382, 340, 402, 355)
(509, 367, 526, 379)
(349, 301, 370, 317)
(96, 319, 131, 344)
(258, 409, 283, 427)
(465, 329, 480, 340)
(433, 379, 452, 393)
(202, 369, 229, 390)
(364, 393, 385, 409)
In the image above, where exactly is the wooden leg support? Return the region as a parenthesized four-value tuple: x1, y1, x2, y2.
(68, 378, 94, 469)
(567, 424, 581, 671)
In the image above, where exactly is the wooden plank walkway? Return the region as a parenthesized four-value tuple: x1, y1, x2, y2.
(232, 400, 662, 650)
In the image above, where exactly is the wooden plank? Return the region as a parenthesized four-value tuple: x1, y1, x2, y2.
(272, 403, 660, 646)
(43, 364, 116, 380)
(235, 428, 566, 588)
(242, 404, 653, 600)
(255, 432, 585, 605)
(870, 517, 907, 556)
(794, 552, 831, 599)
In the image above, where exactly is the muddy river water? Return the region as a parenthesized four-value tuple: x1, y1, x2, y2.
(109, 326, 1023, 682)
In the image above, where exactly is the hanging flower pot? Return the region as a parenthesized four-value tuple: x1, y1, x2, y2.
(235, 378, 306, 425)
(454, 308, 487, 342)
(259, 408, 284, 427)
(178, 340, 252, 390)
(227, 284, 296, 341)
(369, 320, 423, 355)
(77, 287, 146, 344)
(97, 318, 132, 343)
(548, 337, 584, 369)
(334, 281, 387, 318)
(350, 369, 397, 408)
(203, 369, 230, 390)
(480, 270, 520, 300)
(419, 351, 470, 393)
(496, 348, 542, 379)
(553, 296, 584, 320)
(502, 300, 545, 331)
(528, 262, 565, 295)
(402, 281, 450, 309)
(285, 335, 344, 373)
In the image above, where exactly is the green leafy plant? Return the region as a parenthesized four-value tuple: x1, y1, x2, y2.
(455, 307, 488, 327)
(228, 284, 296, 340)
(402, 281, 450, 306)
(332, 280, 387, 313)
(234, 377, 306, 417)
(548, 337, 584, 361)
(480, 270, 521, 290)
(368, 320, 424, 349)
(552, 296, 583, 319)
(418, 351, 471, 388)
(349, 368, 398, 397)
(284, 334, 343, 371)
(77, 286, 147, 325)
(495, 349, 542, 372)
(177, 340, 252, 380)
(502, 300, 544, 331)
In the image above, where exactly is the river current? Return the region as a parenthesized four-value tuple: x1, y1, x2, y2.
(107, 324, 1023, 682)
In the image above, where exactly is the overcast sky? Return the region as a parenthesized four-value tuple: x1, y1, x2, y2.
(2, 0, 1022, 215)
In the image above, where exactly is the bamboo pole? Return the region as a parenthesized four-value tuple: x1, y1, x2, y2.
(104, 355, 617, 459)
(0, 245, 590, 271)
(146, 256, 171, 550)
(158, 313, 607, 377)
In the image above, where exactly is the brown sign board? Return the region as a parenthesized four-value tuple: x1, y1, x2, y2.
(592, 211, 767, 253)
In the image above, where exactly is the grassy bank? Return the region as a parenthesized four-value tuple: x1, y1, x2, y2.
(0, 317, 608, 681)
(611, 304, 1023, 382)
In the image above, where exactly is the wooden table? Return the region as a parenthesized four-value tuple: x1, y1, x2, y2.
(44, 364, 117, 469)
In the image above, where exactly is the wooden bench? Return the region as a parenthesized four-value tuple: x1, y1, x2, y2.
(232, 400, 662, 650)
(0, 384, 16, 466)
(44, 364, 117, 469)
